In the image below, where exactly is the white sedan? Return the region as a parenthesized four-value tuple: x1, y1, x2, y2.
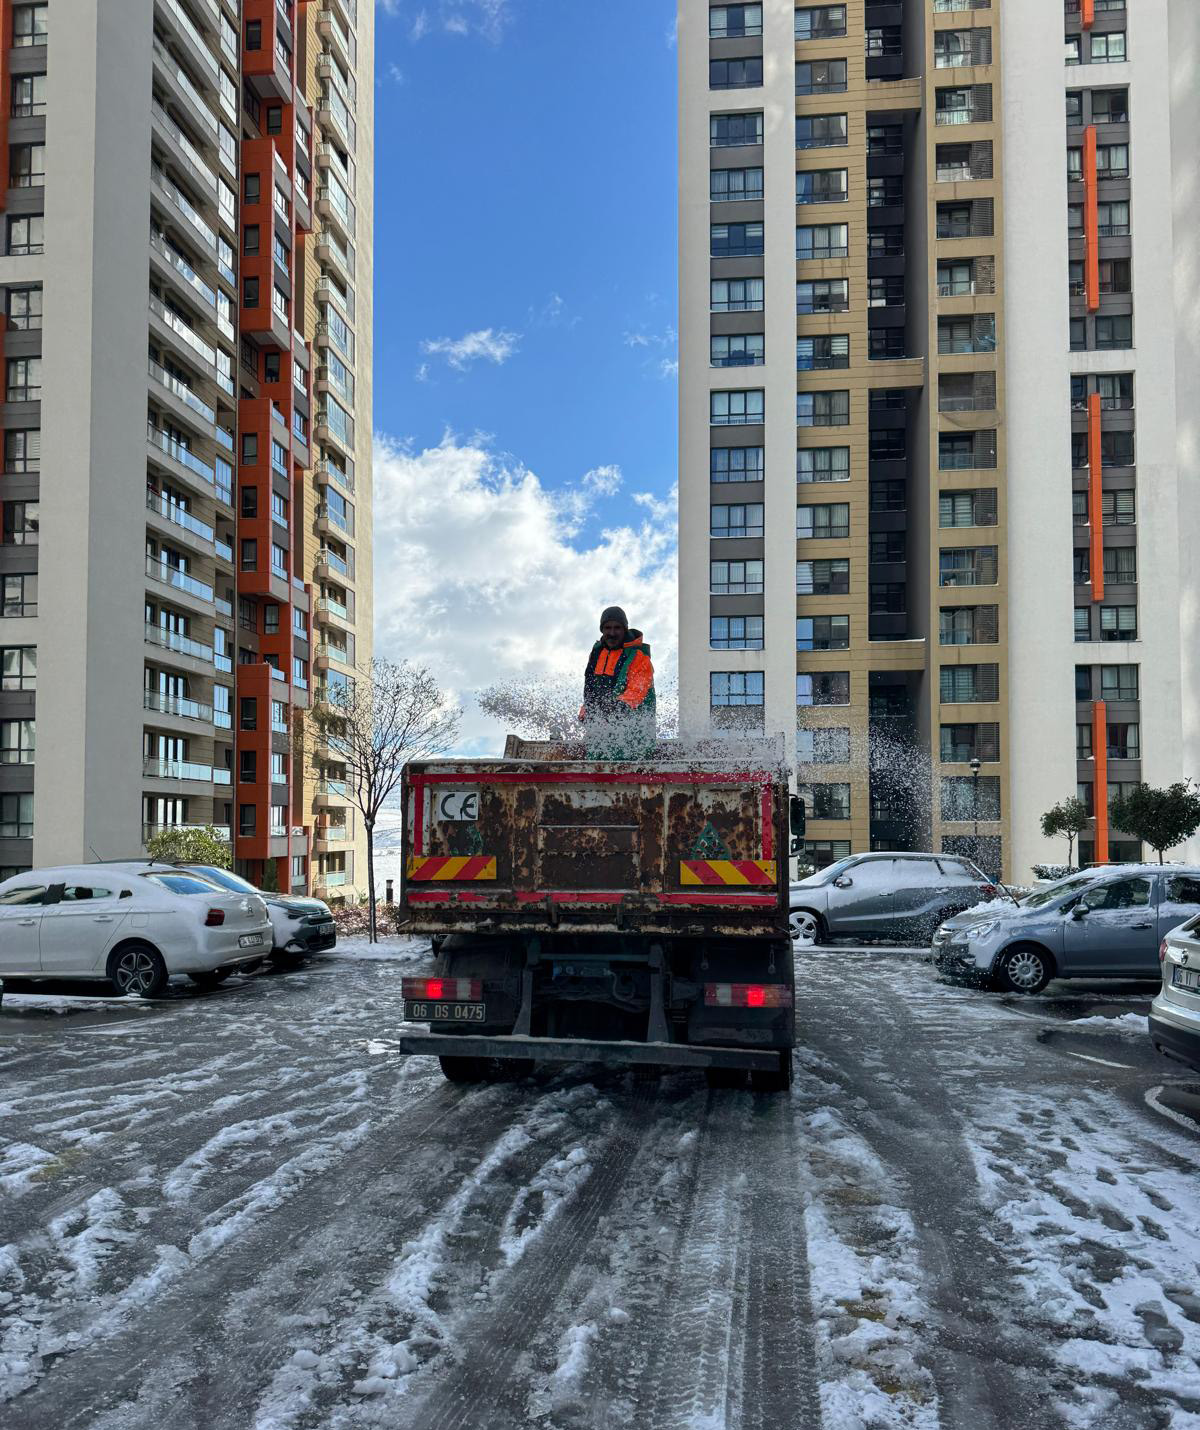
(0, 864, 272, 996)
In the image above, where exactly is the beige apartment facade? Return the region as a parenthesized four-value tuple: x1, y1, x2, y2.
(679, 0, 1200, 880)
(0, 0, 373, 901)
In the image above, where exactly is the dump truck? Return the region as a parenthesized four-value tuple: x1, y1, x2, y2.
(393, 736, 799, 1092)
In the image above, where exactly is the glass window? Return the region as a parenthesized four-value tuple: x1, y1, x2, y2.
(710, 5, 764, 38)
(711, 503, 764, 538)
(796, 224, 848, 260)
(710, 671, 765, 706)
(797, 672, 850, 707)
(710, 112, 764, 147)
(796, 391, 850, 427)
(6, 287, 41, 330)
(711, 333, 765, 368)
(796, 503, 849, 539)
(797, 727, 851, 764)
(796, 169, 848, 203)
(1100, 664, 1138, 701)
(711, 447, 764, 482)
(12, 4, 47, 46)
(710, 616, 764, 650)
(1090, 31, 1126, 62)
(1099, 605, 1137, 640)
(941, 776, 1000, 821)
(1, 647, 36, 690)
(710, 57, 763, 89)
(796, 615, 850, 651)
(710, 559, 763, 594)
(796, 59, 848, 95)
(796, 281, 849, 315)
(0, 792, 33, 839)
(797, 447, 849, 483)
(711, 278, 764, 313)
(795, 5, 847, 39)
(798, 782, 851, 819)
(7, 215, 44, 256)
(0, 718, 35, 763)
(710, 167, 763, 202)
(710, 389, 764, 426)
(796, 558, 850, 595)
(795, 114, 848, 149)
(710, 222, 764, 258)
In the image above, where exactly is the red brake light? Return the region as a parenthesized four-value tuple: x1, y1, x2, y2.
(401, 977, 483, 1001)
(1160, 939, 1168, 964)
(704, 983, 792, 1009)
(205, 908, 225, 927)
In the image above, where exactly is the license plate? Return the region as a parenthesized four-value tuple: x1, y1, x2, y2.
(239, 933, 263, 948)
(1172, 966, 1200, 992)
(406, 1001, 486, 1023)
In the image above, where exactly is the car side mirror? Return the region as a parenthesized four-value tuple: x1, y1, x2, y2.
(833, 876, 853, 889)
(790, 795, 806, 838)
(1070, 903, 1089, 920)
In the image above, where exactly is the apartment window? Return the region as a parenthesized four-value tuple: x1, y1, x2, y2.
(710, 616, 764, 650)
(939, 433, 996, 470)
(1107, 722, 1140, 759)
(4, 427, 35, 469)
(1073, 491, 1089, 526)
(796, 169, 848, 204)
(1097, 144, 1129, 178)
(5, 357, 39, 402)
(1, 647, 35, 691)
(867, 178, 903, 210)
(10, 73, 45, 116)
(272, 286, 289, 321)
(9, 143, 44, 188)
(1065, 91, 1083, 123)
(1103, 490, 1135, 526)
(1076, 665, 1093, 702)
(12, 4, 47, 46)
(711, 334, 764, 368)
(939, 490, 997, 528)
(266, 106, 284, 135)
(3, 502, 38, 545)
(1075, 607, 1091, 642)
(796, 223, 848, 261)
(1092, 88, 1129, 123)
(1101, 432, 1135, 469)
(797, 616, 849, 652)
(796, 502, 849, 539)
(246, 18, 262, 49)
(940, 723, 1000, 763)
(711, 278, 764, 312)
(240, 538, 257, 571)
(797, 391, 849, 427)
(239, 749, 257, 784)
(270, 439, 289, 475)
(711, 447, 764, 482)
(711, 671, 764, 706)
(710, 112, 763, 148)
(797, 728, 851, 765)
(868, 227, 904, 258)
(0, 792, 32, 839)
(1104, 547, 1137, 585)
(6, 286, 41, 331)
(868, 329, 906, 361)
(1074, 547, 1091, 585)
(796, 59, 848, 94)
(1100, 664, 1138, 702)
(870, 479, 906, 511)
(241, 486, 258, 519)
(710, 559, 763, 594)
(797, 335, 849, 370)
(243, 276, 260, 308)
(796, 558, 849, 594)
(711, 503, 764, 538)
(710, 167, 763, 202)
(1064, 35, 1081, 65)
(802, 838, 852, 869)
(869, 583, 906, 614)
(7, 216, 43, 256)
(1096, 314, 1133, 350)
(0, 719, 34, 763)
(936, 145, 972, 182)
(797, 446, 849, 483)
(2, 573, 35, 617)
(870, 532, 905, 563)
(796, 114, 848, 150)
(271, 543, 288, 577)
(796, 280, 849, 314)
(271, 491, 289, 526)
(795, 5, 847, 39)
(942, 777, 1000, 821)
(711, 390, 764, 426)
(244, 224, 260, 256)
(241, 432, 259, 465)
(797, 672, 850, 707)
(798, 783, 851, 820)
(939, 547, 997, 587)
(1100, 605, 1137, 641)
(710, 5, 763, 38)
(244, 172, 261, 205)
(867, 276, 904, 307)
(935, 87, 976, 124)
(710, 57, 763, 89)
(1091, 32, 1126, 62)
(1097, 200, 1130, 237)
(1099, 258, 1131, 294)
(711, 222, 764, 258)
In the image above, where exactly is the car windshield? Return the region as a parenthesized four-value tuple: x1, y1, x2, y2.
(804, 856, 859, 885)
(188, 866, 258, 894)
(1018, 874, 1096, 910)
(144, 873, 221, 896)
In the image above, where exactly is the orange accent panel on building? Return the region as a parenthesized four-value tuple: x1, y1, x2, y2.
(1088, 392, 1104, 602)
(1082, 0, 1095, 28)
(1092, 700, 1109, 863)
(1083, 126, 1100, 312)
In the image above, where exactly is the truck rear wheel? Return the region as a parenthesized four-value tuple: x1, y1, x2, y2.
(439, 1055, 491, 1083)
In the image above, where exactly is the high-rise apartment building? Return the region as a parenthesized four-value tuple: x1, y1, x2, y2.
(678, 0, 1200, 879)
(0, 0, 373, 900)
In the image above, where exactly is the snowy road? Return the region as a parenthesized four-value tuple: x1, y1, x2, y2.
(2, 941, 1199, 1429)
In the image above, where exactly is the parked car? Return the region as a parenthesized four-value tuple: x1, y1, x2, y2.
(789, 852, 1002, 945)
(0, 865, 272, 996)
(933, 866, 1200, 993)
(1150, 913, 1200, 1071)
(177, 865, 337, 961)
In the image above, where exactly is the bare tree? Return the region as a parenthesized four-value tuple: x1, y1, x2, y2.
(298, 660, 461, 941)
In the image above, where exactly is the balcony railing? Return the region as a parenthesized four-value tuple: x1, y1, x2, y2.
(148, 356, 216, 424)
(149, 296, 217, 367)
(935, 108, 976, 126)
(143, 689, 213, 721)
(143, 757, 214, 782)
(937, 280, 976, 297)
(147, 491, 214, 543)
(318, 778, 348, 797)
(150, 229, 217, 311)
(145, 554, 215, 603)
(148, 421, 216, 484)
(150, 100, 217, 192)
(316, 596, 349, 620)
(320, 870, 348, 887)
(150, 166, 217, 249)
(317, 503, 350, 534)
(144, 622, 214, 663)
(319, 547, 350, 577)
(152, 42, 218, 134)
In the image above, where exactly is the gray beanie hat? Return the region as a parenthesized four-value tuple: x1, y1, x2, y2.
(600, 606, 629, 631)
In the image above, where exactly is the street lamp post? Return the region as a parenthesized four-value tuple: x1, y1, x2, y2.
(969, 756, 982, 870)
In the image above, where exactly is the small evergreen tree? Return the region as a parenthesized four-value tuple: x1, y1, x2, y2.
(1109, 782, 1200, 864)
(1040, 797, 1090, 870)
(145, 824, 232, 868)
(259, 859, 279, 893)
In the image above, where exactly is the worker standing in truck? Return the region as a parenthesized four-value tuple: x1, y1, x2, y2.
(580, 606, 656, 759)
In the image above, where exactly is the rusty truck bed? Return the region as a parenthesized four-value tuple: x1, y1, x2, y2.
(399, 753, 789, 939)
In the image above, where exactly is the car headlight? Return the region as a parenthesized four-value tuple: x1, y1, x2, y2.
(969, 919, 1000, 939)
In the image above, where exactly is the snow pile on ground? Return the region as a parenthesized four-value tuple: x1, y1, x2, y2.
(1068, 1011, 1151, 1035)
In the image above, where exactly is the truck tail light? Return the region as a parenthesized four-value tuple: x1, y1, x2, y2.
(402, 976, 483, 1002)
(704, 983, 793, 1009)
(1160, 939, 1169, 964)
(205, 908, 226, 927)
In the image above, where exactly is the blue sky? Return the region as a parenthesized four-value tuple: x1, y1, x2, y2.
(370, 0, 682, 746)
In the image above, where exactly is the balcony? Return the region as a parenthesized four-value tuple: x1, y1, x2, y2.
(315, 596, 350, 625)
(317, 7, 355, 69)
(150, 101, 218, 197)
(143, 689, 214, 722)
(318, 870, 348, 887)
(316, 778, 348, 799)
(151, 41, 218, 138)
(145, 622, 214, 664)
(147, 490, 215, 545)
(316, 546, 351, 580)
(316, 504, 351, 538)
(143, 757, 214, 783)
(149, 295, 217, 373)
(148, 356, 216, 426)
(316, 228, 355, 284)
(317, 181, 355, 241)
(143, 821, 230, 844)
(145, 554, 214, 604)
(148, 421, 215, 487)
(314, 822, 348, 842)
(314, 459, 354, 494)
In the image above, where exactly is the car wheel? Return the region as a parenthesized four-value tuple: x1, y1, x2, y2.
(438, 1055, 492, 1083)
(188, 969, 232, 989)
(109, 944, 169, 998)
(996, 945, 1053, 995)
(269, 948, 305, 967)
(750, 1053, 794, 1094)
(789, 909, 822, 947)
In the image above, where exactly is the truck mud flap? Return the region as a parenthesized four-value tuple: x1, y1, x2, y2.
(392, 1032, 780, 1072)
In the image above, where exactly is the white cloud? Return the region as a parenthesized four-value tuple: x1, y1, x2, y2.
(421, 327, 520, 371)
(372, 434, 677, 752)
(658, 358, 679, 379)
(384, 0, 512, 40)
(386, 61, 405, 84)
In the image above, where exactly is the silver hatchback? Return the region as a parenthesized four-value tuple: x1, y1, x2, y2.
(789, 852, 998, 945)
